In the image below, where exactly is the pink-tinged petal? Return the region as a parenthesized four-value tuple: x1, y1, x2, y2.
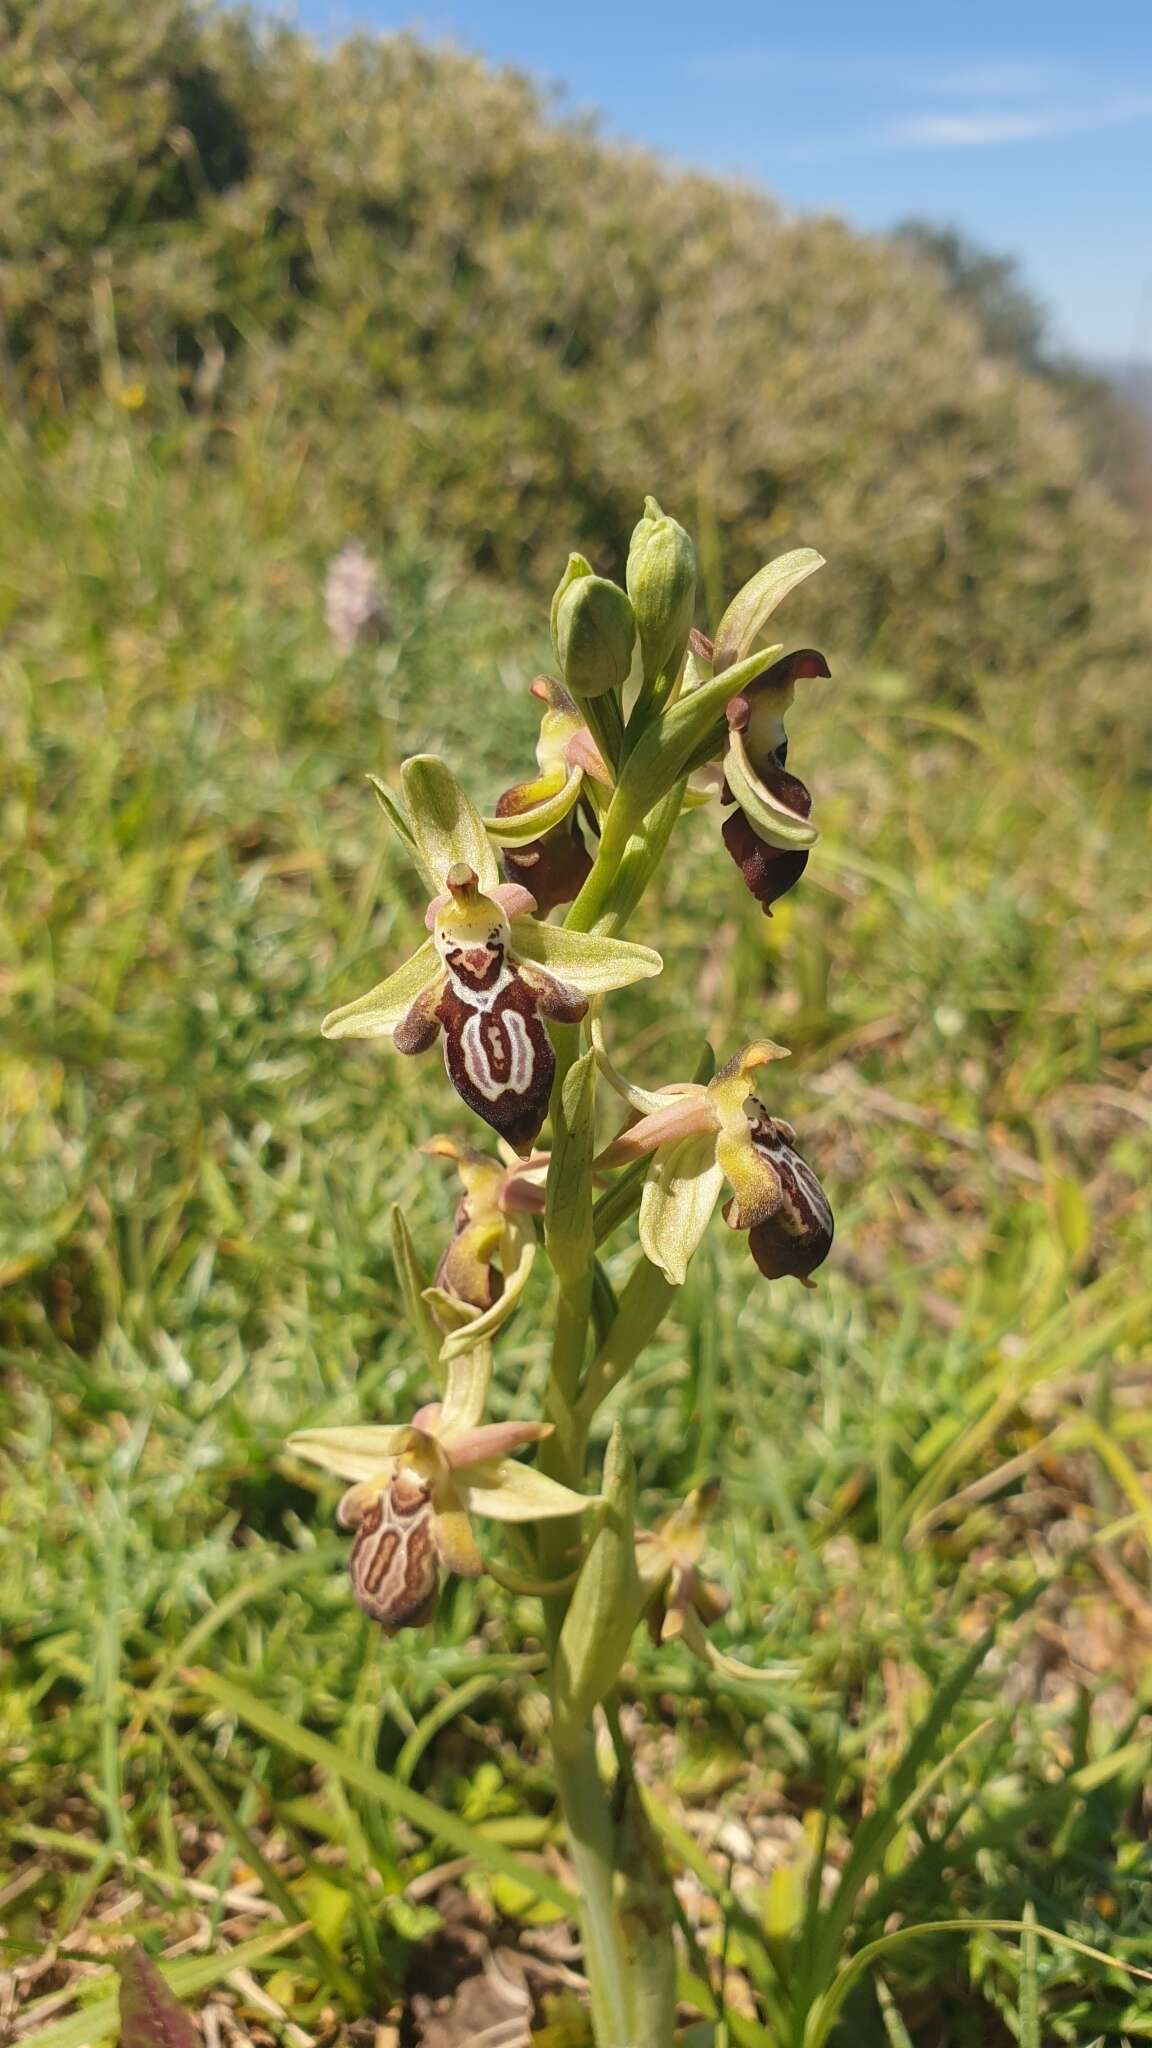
(488, 881, 539, 919)
(410, 1401, 444, 1433)
(499, 1161, 549, 1215)
(595, 1095, 717, 1169)
(445, 1419, 553, 1468)
(564, 727, 612, 784)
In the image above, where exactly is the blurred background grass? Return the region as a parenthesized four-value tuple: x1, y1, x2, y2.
(2, 4, 1152, 2043)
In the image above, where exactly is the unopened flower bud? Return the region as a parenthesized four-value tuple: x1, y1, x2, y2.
(626, 496, 697, 685)
(554, 573, 636, 699)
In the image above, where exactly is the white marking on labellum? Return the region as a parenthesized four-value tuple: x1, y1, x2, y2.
(459, 1005, 536, 1102)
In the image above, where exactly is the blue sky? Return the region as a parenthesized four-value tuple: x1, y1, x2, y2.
(292, 0, 1152, 364)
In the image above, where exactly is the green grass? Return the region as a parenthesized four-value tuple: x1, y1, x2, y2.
(2, 408, 1152, 2045)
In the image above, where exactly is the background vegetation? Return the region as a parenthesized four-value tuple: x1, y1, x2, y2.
(2, 3, 1151, 2042)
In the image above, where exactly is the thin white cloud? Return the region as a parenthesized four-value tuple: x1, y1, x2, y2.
(887, 94, 1152, 148)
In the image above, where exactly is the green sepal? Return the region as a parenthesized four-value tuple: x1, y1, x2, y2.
(545, 1047, 597, 1288)
(391, 1204, 446, 1385)
(599, 641, 785, 852)
(400, 754, 499, 888)
(551, 1425, 644, 1754)
(510, 918, 662, 994)
(638, 1133, 725, 1287)
(550, 551, 594, 659)
(366, 772, 438, 890)
(321, 937, 441, 1039)
(483, 763, 584, 845)
(712, 547, 825, 673)
(723, 727, 821, 848)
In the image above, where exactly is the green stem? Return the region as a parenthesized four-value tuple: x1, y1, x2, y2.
(553, 1733, 637, 2048)
(577, 1256, 677, 1427)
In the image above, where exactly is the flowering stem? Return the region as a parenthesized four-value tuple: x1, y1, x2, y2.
(552, 1734, 639, 2048)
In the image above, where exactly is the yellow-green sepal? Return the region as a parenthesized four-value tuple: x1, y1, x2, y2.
(712, 547, 825, 673)
(401, 754, 499, 888)
(723, 727, 821, 848)
(321, 937, 441, 1039)
(510, 919, 662, 994)
(638, 1133, 725, 1286)
(483, 763, 585, 845)
(433, 1216, 538, 1364)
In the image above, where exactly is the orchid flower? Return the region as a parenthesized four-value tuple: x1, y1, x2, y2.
(595, 1036, 833, 1287)
(485, 678, 611, 914)
(322, 756, 661, 1150)
(289, 1349, 599, 1633)
(637, 1485, 794, 1685)
(420, 1134, 547, 1363)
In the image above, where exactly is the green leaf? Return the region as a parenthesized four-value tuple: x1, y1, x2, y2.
(321, 937, 440, 1039)
(400, 754, 499, 888)
(712, 547, 825, 672)
(511, 918, 661, 994)
(185, 1668, 578, 1915)
(551, 1425, 644, 1752)
(118, 1945, 200, 2048)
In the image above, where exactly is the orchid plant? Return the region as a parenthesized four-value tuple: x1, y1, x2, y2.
(289, 499, 835, 2046)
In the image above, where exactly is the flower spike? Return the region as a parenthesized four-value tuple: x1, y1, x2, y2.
(322, 759, 661, 1150)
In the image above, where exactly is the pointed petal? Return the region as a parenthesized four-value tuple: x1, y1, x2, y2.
(400, 754, 499, 888)
(461, 1459, 602, 1523)
(511, 919, 662, 995)
(288, 1425, 418, 1481)
(438, 1216, 538, 1364)
(596, 1096, 716, 1169)
(446, 1419, 552, 1466)
(366, 773, 439, 890)
(639, 1136, 726, 1285)
(431, 1499, 485, 1577)
(485, 762, 585, 845)
(322, 940, 443, 1041)
(723, 728, 820, 849)
(591, 1017, 692, 1116)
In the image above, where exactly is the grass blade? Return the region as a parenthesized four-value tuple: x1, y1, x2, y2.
(183, 1666, 578, 1915)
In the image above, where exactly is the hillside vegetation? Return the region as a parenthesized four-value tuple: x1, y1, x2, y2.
(2, 0, 1148, 697)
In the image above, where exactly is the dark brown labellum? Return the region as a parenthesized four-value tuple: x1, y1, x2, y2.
(437, 976, 555, 1151)
(347, 1470, 439, 1632)
(744, 1109, 833, 1281)
(721, 808, 810, 915)
(501, 816, 593, 916)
